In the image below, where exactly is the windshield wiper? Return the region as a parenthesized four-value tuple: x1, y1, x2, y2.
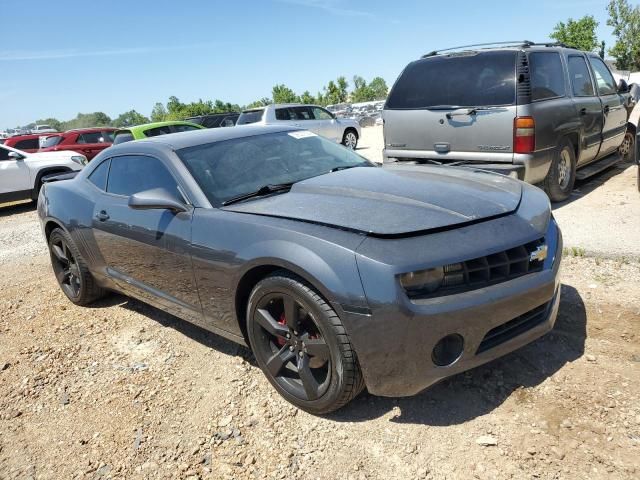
(446, 106, 503, 119)
(222, 182, 294, 206)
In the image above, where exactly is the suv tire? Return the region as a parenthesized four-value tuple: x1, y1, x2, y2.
(543, 139, 576, 202)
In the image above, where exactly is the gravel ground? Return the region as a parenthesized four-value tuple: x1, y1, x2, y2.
(0, 142, 639, 479)
(357, 125, 640, 259)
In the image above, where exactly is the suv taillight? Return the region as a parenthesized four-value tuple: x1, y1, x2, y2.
(514, 117, 535, 154)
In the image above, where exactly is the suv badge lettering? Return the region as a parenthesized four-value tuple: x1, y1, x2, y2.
(478, 145, 510, 151)
(529, 245, 548, 263)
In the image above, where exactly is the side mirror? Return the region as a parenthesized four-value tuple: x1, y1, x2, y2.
(8, 151, 24, 160)
(128, 188, 187, 213)
(618, 78, 629, 94)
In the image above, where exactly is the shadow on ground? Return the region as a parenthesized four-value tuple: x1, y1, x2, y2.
(0, 201, 35, 218)
(96, 283, 586, 425)
(552, 161, 634, 210)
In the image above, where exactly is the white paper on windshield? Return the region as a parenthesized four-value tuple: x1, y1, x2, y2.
(288, 131, 317, 139)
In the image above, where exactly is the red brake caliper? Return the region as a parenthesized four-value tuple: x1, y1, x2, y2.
(276, 313, 287, 346)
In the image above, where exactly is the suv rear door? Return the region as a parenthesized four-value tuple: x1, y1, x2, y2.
(384, 50, 518, 162)
(567, 54, 602, 165)
(587, 56, 627, 158)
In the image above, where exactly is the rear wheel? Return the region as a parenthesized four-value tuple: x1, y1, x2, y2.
(543, 139, 576, 202)
(619, 128, 635, 162)
(48, 228, 105, 305)
(247, 271, 364, 414)
(341, 129, 358, 150)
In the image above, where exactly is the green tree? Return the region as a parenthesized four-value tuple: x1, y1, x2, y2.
(113, 110, 150, 127)
(351, 75, 372, 102)
(245, 97, 272, 109)
(607, 0, 640, 70)
(299, 90, 316, 104)
(368, 77, 388, 100)
(150, 102, 167, 122)
(550, 15, 599, 51)
(272, 84, 299, 104)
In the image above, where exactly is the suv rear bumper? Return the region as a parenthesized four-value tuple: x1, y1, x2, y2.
(383, 149, 554, 184)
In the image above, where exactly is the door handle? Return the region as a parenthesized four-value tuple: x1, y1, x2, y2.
(604, 105, 610, 114)
(95, 211, 110, 221)
(579, 108, 587, 116)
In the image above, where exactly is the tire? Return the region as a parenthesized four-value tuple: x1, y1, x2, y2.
(246, 271, 365, 414)
(341, 129, 358, 150)
(48, 228, 106, 305)
(619, 128, 635, 162)
(543, 139, 576, 202)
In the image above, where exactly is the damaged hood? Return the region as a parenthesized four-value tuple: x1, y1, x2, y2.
(222, 165, 522, 236)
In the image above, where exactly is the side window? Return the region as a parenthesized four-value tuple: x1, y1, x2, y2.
(107, 155, 181, 198)
(143, 125, 172, 137)
(88, 159, 110, 190)
(568, 56, 595, 97)
(0, 146, 11, 161)
(588, 57, 617, 96)
(529, 52, 566, 101)
(113, 131, 134, 145)
(15, 139, 39, 150)
(275, 108, 291, 120)
(290, 107, 313, 120)
(311, 107, 333, 120)
(78, 132, 106, 144)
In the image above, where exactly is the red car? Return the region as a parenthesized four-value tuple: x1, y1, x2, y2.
(3, 133, 53, 153)
(39, 128, 117, 160)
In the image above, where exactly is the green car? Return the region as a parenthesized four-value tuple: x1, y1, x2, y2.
(113, 121, 204, 145)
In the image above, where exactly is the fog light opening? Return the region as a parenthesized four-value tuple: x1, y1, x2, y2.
(432, 334, 464, 367)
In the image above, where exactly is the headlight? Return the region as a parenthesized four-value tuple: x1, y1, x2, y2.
(71, 155, 88, 166)
(399, 267, 444, 294)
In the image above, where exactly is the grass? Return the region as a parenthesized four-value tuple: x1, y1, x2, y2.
(563, 246, 586, 257)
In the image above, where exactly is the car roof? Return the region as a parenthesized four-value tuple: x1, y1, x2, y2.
(420, 41, 582, 59)
(186, 112, 239, 119)
(5, 133, 51, 141)
(65, 127, 118, 133)
(115, 120, 204, 135)
(108, 124, 300, 152)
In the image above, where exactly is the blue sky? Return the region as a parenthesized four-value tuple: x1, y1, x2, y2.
(1, 0, 615, 128)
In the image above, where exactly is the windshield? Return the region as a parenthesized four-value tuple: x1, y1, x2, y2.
(386, 51, 517, 109)
(177, 131, 373, 206)
(237, 109, 264, 125)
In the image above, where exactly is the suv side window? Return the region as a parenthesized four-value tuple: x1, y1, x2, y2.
(88, 159, 110, 190)
(290, 107, 313, 120)
(0, 146, 11, 161)
(15, 138, 40, 150)
(588, 57, 617, 96)
(311, 107, 333, 120)
(107, 155, 182, 199)
(275, 108, 292, 120)
(78, 132, 106, 144)
(529, 52, 566, 101)
(568, 56, 595, 97)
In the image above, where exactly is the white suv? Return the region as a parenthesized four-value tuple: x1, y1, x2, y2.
(0, 143, 86, 203)
(237, 104, 362, 149)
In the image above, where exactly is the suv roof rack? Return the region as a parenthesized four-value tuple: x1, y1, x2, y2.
(421, 40, 569, 58)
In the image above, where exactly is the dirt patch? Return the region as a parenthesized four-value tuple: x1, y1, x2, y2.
(0, 204, 639, 479)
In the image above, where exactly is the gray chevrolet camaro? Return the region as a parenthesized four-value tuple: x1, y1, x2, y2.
(38, 125, 562, 414)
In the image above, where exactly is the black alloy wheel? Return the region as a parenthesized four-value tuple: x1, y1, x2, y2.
(48, 228, 105, 305)
(247, 272, 364, 414)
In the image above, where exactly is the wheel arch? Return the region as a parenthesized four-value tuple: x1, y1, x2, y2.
(32, 167, 72, 200)
(233, 259, 341, 347)
(43, 217, 68, 242)
(343, 126, 359, 139)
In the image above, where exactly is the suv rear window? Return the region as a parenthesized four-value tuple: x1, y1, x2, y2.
(14, 138, 39, 150)
(237, 109, 264, 125)
(41, 136, 63, 148)
(386, 51, 517, 109)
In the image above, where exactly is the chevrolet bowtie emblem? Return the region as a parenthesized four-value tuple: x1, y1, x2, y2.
(530, 244, 548, 263)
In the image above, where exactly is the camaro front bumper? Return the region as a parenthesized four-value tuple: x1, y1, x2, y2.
(340, 215, 562, 397)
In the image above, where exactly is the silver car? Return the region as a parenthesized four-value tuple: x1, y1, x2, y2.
(237, 104, 362, 149)
(383, 42, 631, 202)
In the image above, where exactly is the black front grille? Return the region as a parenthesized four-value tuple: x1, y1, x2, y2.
(410, 238, 546, 299)
(476, 301, 550, 354)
